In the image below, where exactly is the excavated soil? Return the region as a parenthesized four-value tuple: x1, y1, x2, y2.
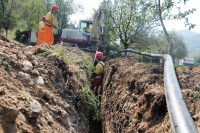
(0, 37, 200, 133)
(176, 66, 200, 131)
(0, 39, 91, 133)
(101, 58, 170, 133)
(101, 57, 200, 133)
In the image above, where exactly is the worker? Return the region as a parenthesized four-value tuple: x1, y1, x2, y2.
(37, 16, 46, 45)
(91, 51, 105, 97)
(86, 25, 92, 33)
(43, 5, 60, 45)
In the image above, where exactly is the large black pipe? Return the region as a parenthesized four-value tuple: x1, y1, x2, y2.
(115, 49, 198, 133)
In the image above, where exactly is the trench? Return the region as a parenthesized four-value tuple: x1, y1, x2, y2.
(89, 118, 102, 133)
(88, 87, 103, 133)
(88, 62, 118, 133)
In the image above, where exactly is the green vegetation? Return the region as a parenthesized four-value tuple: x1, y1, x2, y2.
(3, 61, 12, 71)
(0, 0, 79, 38)
(54, 45, 94, 78)
(0, 56, 12, 71)
(55, 46, 65, 57)
(38, 45, 94, 80)
(153, 31, 187, 62)
(83, 84, 100, 121)
(194, 56, 200, 65)
(23, 96, 32, 105)
(101, 0, 194, 59)
(38, 47, 55, 57)
(81, 55, 94, 79)
(190, 91, 200, 98)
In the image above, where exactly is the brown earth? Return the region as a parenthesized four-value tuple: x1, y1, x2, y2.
(0, 37, 200, 133)
(101, 57, 200, 133)
(101, 58, 170, 133)
(176, 66, 200, 131)
(0, 39, 92, 133)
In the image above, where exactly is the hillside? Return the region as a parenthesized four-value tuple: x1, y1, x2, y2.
(176, 30, 200, 56)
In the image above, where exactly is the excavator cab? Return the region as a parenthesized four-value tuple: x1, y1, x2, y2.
(79, 20, 93, 33)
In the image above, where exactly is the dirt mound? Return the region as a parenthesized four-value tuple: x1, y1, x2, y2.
(176, 66, 200, 131)
(101, 57, 171, 133)
(101, 57, 200, 132)
(0, 40, 92, 133)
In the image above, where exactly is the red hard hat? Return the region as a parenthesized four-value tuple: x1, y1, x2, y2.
(96, 51, 103, 59)
(52, 5, 59, 11)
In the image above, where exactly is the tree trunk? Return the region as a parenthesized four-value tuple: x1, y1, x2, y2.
(124, 44, 128, 55)
(5, 29, 8, 38)
(157, 0, 173, 55)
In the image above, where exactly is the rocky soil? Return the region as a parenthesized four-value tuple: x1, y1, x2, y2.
(0, 37, 200, 133)
(101, 58, 169, 133)
(101, 57, 200, 133)
(176, 66, 200, 131)
(0, 38, 92, 133)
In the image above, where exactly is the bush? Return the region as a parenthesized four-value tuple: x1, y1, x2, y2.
(83, 84, 100, 121)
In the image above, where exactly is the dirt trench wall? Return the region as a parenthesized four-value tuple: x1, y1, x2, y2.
(0, 39, 91, 133)
(176, 66, 200, 132)
(100, 57, 172, 133)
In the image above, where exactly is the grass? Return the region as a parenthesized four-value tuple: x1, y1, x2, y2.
(81, 54, 94, 78)
(82, 83, 100, 121)
(38, 46, 55, 57)
(0, 56, 12, 71)
(190, 91, 200, 98)
(4, 61, 12, 71)
(53, 45, 94, 79)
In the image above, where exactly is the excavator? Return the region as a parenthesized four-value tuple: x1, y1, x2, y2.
(60, 20, 97, 49)
(60, 8, 105, 53)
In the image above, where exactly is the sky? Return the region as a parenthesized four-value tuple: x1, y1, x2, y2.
(70, 0, 200, 33)
(70, 0, 104, 26)
(164, 0, 200, 33)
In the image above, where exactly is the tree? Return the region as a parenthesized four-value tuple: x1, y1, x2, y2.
(0, 0, 78, 38)
(157, 0, 173, 55)
(156, 0, 196, 55)
(151, 31, 187, 62)
(103, 0, 160, 50)
(54, 0, 81, 30)
(100, 0, 195, 56)
(194, 56, 200, 65)
(0, 0, 19, 37)
(170, 31, 187, 61)
(21, 0, 46, 31)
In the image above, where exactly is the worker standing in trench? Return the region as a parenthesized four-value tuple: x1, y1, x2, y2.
(91, 51, 105, 99)
(41, 5, 60, 45)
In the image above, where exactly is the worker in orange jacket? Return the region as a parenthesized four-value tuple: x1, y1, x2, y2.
(43, 5, 59, 45)
(91, 51, 105, 97)
(37, 16, 46, 45)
